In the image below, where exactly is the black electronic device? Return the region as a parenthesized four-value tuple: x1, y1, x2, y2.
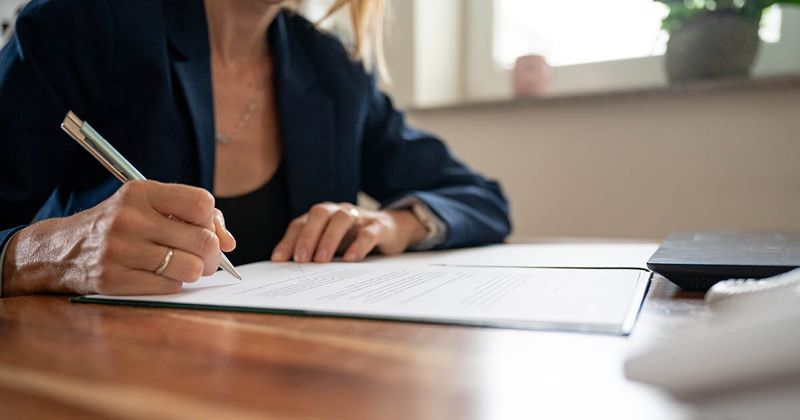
(647, 231, 800, 291)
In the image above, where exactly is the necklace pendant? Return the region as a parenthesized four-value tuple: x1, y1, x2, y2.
(216, 97, 258, 145)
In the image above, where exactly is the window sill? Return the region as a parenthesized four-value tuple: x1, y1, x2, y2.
(408, 74, 800, 113)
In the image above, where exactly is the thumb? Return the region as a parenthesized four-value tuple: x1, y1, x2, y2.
(214, 209, 237, 252)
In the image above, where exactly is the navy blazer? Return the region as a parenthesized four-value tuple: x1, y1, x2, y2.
(0, 0, 510, 255)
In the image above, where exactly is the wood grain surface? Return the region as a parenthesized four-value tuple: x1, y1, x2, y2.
(0, 275, 706, 420)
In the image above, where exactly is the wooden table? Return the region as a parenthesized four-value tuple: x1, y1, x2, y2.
(0, 274, 706, 420)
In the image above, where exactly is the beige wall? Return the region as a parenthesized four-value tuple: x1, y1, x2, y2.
(406, 87, 800, 241)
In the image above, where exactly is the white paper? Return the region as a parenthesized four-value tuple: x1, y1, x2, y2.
(83, 261, 651, 334)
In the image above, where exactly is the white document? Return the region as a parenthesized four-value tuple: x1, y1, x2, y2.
(78, 262, 651, 335)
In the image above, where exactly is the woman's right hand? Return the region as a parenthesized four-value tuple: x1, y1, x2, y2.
(1, 180, 236, 296)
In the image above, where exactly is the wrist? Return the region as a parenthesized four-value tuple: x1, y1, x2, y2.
(2, 222, 62, 296)
(386, 209, 428, 248)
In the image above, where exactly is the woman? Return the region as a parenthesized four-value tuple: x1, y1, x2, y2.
(0, 0, 510, 297)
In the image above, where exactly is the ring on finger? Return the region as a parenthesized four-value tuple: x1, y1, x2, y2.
(347, 206, 360, 221)
(154, 247, 174, 275)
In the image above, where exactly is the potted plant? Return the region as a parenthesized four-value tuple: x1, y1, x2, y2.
(655, 0, 800, 83)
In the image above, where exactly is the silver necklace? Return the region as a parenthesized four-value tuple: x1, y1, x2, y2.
(215, 98, 258, 145)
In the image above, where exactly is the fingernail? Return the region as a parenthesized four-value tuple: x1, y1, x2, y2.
(344, 252, 357, 262)
(315, 250, 328, 262)
(271, 250, 285, 261)
(295, 248, 309, 262)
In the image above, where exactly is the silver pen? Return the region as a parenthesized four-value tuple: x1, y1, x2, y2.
(61, 111, 242, 280)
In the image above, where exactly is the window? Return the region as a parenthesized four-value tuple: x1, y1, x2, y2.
(494, 0, 783, 69)
(343, 1, 800, 107)
(494, 0, 668, 68)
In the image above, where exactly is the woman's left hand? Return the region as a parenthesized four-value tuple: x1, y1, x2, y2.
(271, 202, 428, 263)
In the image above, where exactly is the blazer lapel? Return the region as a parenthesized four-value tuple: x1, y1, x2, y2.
(270, 13, 336, 216)
(165, 0, 215, 190)
(164, 5, 337, 207)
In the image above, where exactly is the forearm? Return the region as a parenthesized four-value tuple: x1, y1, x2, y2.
(362, 91, 511, 249)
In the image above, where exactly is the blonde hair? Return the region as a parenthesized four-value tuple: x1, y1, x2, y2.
(318, 0, 387, 80)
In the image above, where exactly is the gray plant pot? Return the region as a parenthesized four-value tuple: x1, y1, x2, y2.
(665, 11, 760, 83)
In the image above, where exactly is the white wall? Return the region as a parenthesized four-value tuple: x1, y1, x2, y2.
(0, 0, 23, 19)
(0, 0, 25, 43)
(407, 86, 800, 241)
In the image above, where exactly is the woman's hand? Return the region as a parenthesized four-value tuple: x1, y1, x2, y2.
(271, 202, 428, 263)
(1, 180, 236, 296)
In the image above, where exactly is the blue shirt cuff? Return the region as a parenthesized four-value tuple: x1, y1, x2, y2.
(0, 235, 13, 298)
(0, 228, 24, 298)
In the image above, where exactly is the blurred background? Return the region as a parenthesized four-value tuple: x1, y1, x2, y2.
(3, 0, 799, 241)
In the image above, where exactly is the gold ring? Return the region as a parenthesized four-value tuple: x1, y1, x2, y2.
(154, 247, 174, 275)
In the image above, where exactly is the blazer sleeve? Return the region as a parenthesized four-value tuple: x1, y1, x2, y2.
(0, 0, 114, 249)
(359, 84, 512, 249)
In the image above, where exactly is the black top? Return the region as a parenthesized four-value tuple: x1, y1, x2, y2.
(215, 165, 291, 266)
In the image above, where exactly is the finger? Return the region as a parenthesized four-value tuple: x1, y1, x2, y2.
(148, 216, 221, 276)
(95, 267, 183, 296)
(214, 209, 236, 253)
(142, 181, 216, 228)
(128, 244, 206, 283)
(338, 229, 358, 254)
(343, 223, 384, 262)
(271, 216, 305, 262)
(314, 208, 357, 262)
(294, 203, 337, 263)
